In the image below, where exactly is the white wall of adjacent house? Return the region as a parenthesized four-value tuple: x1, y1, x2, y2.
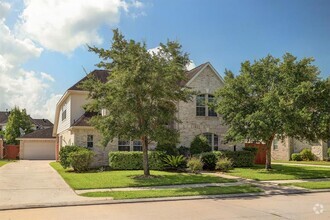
(57, 95, 71, 134)
(70, 93, 89, 125)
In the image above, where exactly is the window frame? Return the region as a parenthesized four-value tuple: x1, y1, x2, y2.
(273, 138, 279, 150)
(202, 133, 219, 151)
(87, 135, 94, 148)
(118, 139, 130, 151)
(196, 94, 217, 117)
(133, 140, 142, 151)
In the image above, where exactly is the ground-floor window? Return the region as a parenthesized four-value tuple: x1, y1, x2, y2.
(273, 138, 278, 150)
(118, 139, 143, 151)
(118, 140, 130, 151)
(133, 140, 142, 151)
(202, 133, 219, 151)
(87, 135, 94, 148)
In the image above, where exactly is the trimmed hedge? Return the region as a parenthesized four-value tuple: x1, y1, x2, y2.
(109, 151, 166, 170)
(196, 150, 255, 168)
(220, 150, 255, 167)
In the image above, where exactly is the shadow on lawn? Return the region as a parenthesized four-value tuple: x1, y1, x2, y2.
(229, 164, 330, 181)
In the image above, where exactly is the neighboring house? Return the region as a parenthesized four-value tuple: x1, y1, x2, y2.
(53, 62, 238, 167)
(0, 110, 53, 132)
(0, 110, 55, 160)
(17, 127, 56, 160)
(0, 111, 10, 131)
(271, 137, 329, 161)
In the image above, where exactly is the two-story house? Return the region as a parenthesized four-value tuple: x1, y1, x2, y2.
(52, 62, 235, 166)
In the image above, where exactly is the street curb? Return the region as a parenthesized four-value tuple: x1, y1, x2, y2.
(1, 189, 330, 211)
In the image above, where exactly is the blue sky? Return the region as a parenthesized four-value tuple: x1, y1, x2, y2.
(0, 0, 329, 120)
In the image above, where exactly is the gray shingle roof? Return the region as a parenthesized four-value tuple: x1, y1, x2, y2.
(68, 70, 110, 91)
(19, 127, 54, 139)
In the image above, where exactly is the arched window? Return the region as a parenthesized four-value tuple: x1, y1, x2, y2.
(202, 133, 219, 151)
(196, 94, 217, 117)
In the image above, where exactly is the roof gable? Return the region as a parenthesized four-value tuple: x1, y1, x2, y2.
(185, 62, 224, 86)
(68, 70, 109, 91)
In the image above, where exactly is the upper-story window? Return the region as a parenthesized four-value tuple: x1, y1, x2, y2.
(61, 102, 67, 121)
(196, 94, 217, 117)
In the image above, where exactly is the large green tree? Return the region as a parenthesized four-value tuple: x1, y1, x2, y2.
(82, 29, 193, 176)
(215, 53, 330, 169)
(5, 107, 33, 144)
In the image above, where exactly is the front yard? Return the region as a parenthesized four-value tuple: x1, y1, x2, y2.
(50, 162, 235, 190)
(282, 181, 330, 190)
(81, 185, 262, 199)
(273, 160, 330, 166)
(228, 164, 330, 181)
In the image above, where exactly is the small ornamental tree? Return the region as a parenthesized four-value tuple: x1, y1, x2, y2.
(4, 107, 33, 144)
(215, 53, 330, 169)
(82, 29, 193, 176)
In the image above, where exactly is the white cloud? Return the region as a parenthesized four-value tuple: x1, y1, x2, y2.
(18, 0, 144, 53)
(0, 1, 10, 19)
(0, 2, 60, 121)
(41, 72, 55, 82)
(186, 60, 196, 70)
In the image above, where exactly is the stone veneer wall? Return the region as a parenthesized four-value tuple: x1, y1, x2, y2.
(73, 128, 111, 167)
(176, 65, 236, 150)
(271, 137, 293, 161)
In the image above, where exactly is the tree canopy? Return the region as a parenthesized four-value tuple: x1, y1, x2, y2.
(215, 53, 330, 169)
(4, 107, 33, 144)
(82, 29, 193, 175)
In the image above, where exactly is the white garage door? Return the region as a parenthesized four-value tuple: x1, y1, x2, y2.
(23, 141, 56, 160)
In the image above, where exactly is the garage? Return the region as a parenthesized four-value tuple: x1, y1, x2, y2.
(17, 127, 56, 160)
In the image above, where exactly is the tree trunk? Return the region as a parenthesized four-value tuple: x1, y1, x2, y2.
(141, 135, 150, 176)
(265, 134, 275, 170)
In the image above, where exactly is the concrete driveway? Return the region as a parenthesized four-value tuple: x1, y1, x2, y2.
(0, 160, 102, 209)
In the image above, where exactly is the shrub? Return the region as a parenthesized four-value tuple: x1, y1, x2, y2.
(187, 157, 203, 173)
(199, 152, 218, 170)
(108, 151, 165, 170)
(59, 145, 81, 169)
(190, 135, 212, 155)
(242, 147, 258, 155)
(220, 150, 255, 167)
(215, 157, 233, 172)
(155, 143, 178, 156)
(300, 148, 315, 161)
(178, 146, 190, 157)
(149, 151, 166, 170)
(69, 148, 94, 172)
(162, 155, 186, 170)
(291, 153, 302, 161)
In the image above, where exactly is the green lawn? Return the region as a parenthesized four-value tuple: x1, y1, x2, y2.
(273, 160, 330, 166)
(228, 164, 330, 181)
(0, 159, 12, 167)
(283, 181, 330, 189)
(50, 162, 235, 190)
(80, 185, 262, 199)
